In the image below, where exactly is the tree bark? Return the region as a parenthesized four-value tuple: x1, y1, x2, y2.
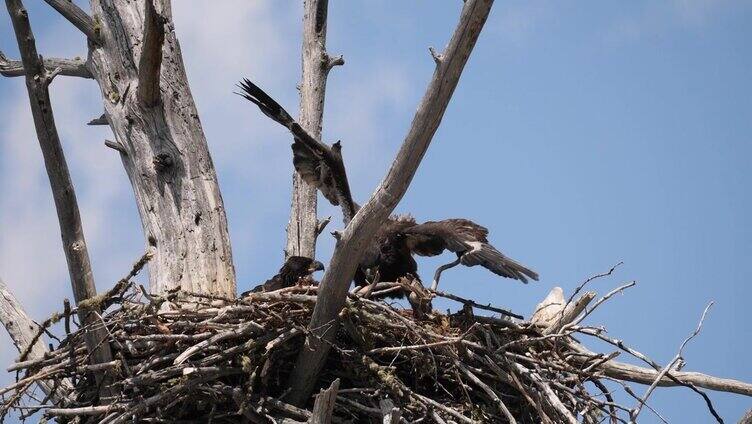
(0, 277, 73, 403)
(5, 0, 113, 382)
(286, 0, 341, 259)
(86, 0, 236, 296)
(0, 51, 91, 78)
(286, 0, 495, 405)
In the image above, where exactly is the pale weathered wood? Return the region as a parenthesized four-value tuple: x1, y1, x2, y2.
(0, 50, 91, 78)
(42, 0, 99, 43)
(86, 0, 236, 296)
(309, 378, 339, 424)
(530, 286, 565, 327)
(0, 277, 73, 403)
(136, 0, 164, 107)
(286, 0, 495, 405)
(286, 0, 342, 259)
(379, 399, 401, 424)
(739, 409, 752, 424)
(542, 291, 596, 335)
(570, 342, 752, 397)
(5, 0, 113, 380)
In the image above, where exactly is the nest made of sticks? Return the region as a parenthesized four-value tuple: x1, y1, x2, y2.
(0, 260, 727, 424)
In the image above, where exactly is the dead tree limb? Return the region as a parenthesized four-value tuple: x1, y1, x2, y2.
(286, 0, 495, 405)
(286, 0, 343, 259)
(309, 378, 339, 423)
(569, 342, 752, 396)
(0, 277, 73, 403)
(41, 0, 99, 44)
(4, 0, 113, 388)
(0, 50, 91, 78)
(137, 0, 164, 106)
(629, 302, 714, 423)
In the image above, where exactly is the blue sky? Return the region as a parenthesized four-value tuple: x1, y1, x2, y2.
(1, 1, 750, 422)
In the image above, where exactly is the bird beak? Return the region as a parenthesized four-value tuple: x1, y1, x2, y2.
(309, 261, 325, 273)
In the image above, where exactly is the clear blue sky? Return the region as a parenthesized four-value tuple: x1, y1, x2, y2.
(1, 1, 750, 422)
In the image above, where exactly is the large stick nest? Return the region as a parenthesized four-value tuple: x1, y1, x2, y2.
(0, 264, 727, 423)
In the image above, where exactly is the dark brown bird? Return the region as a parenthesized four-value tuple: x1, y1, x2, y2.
(355, 216, 538, 297)
(241, 256, 325, 296)
(238, 80, 538, 297)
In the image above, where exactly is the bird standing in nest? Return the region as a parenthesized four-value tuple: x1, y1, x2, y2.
(238, 80, 538, 300)
(356, 215, 539, 299)
(241, 256, 325, 296)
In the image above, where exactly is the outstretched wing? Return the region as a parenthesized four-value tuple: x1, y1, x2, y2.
(404, 219, 539, 283)
(237, 79, 357, 222)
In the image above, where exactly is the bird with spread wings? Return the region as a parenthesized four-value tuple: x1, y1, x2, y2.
(237, 79, 538, 297)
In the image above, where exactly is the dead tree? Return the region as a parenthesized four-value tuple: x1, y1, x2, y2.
(285, 0, 342, 259)
(1, 0, 237, 297)
(287, 0, 496, 404)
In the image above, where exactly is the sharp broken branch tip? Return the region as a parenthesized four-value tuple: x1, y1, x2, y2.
(104, 140, 127, 155)
(324, 54, 344, 70)
(429, 47, 444, 65)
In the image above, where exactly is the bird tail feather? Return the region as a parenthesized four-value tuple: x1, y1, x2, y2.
(236, 78, 294, 127)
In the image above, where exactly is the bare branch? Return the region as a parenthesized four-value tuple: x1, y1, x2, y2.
(137, 0, 165, 106)
(41, 0, 100, 44)
(286, 0, 495, 405)
(569, 341, 752, 396)
(0, 51, 92, 78)
(104, 139, 127, 154)
(87, 113, 108, 125)
(286, 0, 342, 258)
(5, 0, 113, 390)
(0, 277, 73, 403)
(629, 302, 715, 423)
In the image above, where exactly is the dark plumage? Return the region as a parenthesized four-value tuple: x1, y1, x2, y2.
(355, 216, 538, 298)
(239, 80, 538, 298)
(241, 256, 325, 296)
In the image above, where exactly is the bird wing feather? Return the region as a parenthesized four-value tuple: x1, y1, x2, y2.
(404, 219, 538, 283)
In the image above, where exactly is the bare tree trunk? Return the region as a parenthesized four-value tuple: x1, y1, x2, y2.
(5, 0, 114, 384)
(286, 0, 495, 405)
(286, 0, 342, 259)
(86, 0, 236, 296)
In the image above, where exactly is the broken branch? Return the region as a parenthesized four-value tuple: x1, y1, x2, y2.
(0, 51, 92, 78)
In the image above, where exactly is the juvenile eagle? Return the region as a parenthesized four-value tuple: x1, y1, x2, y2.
(238, 80, 538, 296)
(356, 216, 539, 297)
(241, 256, 325, 296)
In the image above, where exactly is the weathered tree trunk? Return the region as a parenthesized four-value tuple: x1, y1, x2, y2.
(285, 0, 341, 259)
(86, 0, 236, 296)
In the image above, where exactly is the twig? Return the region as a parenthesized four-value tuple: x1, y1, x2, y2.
(629, 302, 715, 423)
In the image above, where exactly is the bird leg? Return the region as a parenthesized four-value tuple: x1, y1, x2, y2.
(431, 256, 462, 290)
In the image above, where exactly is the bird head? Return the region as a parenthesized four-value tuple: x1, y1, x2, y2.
(308, 260, 325, 274)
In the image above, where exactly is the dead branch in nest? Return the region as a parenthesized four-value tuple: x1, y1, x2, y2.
(1, 259, 750, 423)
